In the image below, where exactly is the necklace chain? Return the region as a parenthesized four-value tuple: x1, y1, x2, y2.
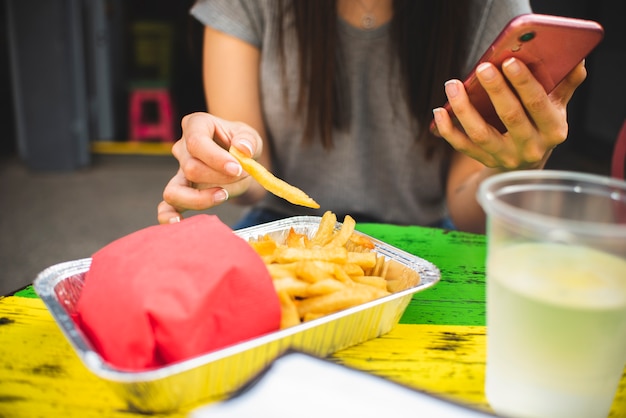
(354, 0, 377, 30)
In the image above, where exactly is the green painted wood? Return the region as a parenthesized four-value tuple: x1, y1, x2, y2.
(357, 224, 487, 327)
(13, 224, 488, 326)
(12, 286, 38, 298)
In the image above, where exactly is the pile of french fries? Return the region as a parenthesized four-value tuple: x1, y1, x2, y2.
(248, 211, 417, 329)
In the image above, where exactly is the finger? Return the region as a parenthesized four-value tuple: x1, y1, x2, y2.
(433, 106, 500, 167)
(501, 57, 570, 145)
(475, 62, 535, 137)
(443, 78, 508, 158)
(549, 60, 587, 106)
(444, 79, 491, 137)
(157, 200, 183, 225)
(162, 169, 230, 212)
(432, 106, 474, 150)
(176, 146, 243, 186)
(181, 113, 244, 181)
(215, 120, 263, 160)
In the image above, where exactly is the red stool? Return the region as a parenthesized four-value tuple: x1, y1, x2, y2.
(128, 87, 175, 142)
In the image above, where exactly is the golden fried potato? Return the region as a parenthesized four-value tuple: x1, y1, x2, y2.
(276, 290, 300, 329)
(229, 146, 319, 208)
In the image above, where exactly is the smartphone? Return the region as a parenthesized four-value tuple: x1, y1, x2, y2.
(431, 13, 604, 135)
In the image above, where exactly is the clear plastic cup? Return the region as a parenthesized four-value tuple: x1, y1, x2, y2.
(477, 170, 626, 418)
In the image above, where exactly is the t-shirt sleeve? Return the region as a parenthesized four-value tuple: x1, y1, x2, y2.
(463, 0, 533, 75)
(190, 0, 265, 48)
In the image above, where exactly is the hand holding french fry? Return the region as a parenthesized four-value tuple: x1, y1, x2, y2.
(158, 112, 319, 224)
(158, 113, 269, 224)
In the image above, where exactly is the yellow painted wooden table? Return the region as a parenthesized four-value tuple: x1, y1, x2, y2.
(1, 224, 624, 417)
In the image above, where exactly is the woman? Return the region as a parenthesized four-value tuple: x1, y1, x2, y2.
(157, 0, 586, 233)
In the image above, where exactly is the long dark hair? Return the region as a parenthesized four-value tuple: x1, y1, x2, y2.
(277, 0, 472, 159)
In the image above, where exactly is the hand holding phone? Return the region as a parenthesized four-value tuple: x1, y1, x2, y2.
(431, 13, 604, 135)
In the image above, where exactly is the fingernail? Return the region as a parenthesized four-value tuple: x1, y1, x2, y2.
(502, 57, 521, 75)
(477, 62, 496, 80)
(444, 80, 460, 98)
(432, 108, 444, 124)
(238, 140, 254, 157)
(225, 161, 242, 177)
(169, 216, 181, 224)
(214, 188, 229, 203)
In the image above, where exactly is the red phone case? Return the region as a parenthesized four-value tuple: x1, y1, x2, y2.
(432, 13, 604, 134)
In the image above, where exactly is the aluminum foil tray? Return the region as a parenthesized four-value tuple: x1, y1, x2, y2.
(33, 216, 440, 413)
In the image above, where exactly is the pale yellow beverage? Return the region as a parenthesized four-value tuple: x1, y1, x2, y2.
(486, 242, 626, 418)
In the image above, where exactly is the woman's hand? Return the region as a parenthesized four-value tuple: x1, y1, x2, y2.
(157, 112, 264, 224)
(433, 58, 587, 170)
(434, 59, 587, 233)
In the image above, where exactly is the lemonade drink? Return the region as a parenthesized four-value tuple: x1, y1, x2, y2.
(486, 242, 626, 418)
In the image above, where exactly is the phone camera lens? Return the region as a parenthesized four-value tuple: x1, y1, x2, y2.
(519, 31, 535, 42)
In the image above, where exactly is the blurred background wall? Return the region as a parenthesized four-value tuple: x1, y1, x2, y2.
(530, 0, 625, 168)
(1, 0, 623, 170)
(2, 0, 205, 169)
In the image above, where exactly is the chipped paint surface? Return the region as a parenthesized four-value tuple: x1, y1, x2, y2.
(1, 225, 624, 417)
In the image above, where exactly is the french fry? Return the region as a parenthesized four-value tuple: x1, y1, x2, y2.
(302, 312, 326, 322)
(296, 286, 388, 318)
(347, 251, 378, 269)
(351, 275, 389, 291)
(266, 263, 298, 279)
(229, 146, 319, 209)
(384, 259, 420, 293)
(306, 279, 347, 296)
(275, 246, 348, 264)
(332, 264, 353, 283)
(295, 260, 337, 283)
(340, 263, 365, 277)
(277, 290, 300, 329)
(327, 215, 356, 248)
(285, 228, 309, 248)
(369, 255, 386, 277)
(309, 211, 337, 247)
(248, 239, 277, 257)
(273, 276, 309, 298)
(346, 232, 376, 251)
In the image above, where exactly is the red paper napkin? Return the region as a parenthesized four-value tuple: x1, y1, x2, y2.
(75, 215, 280, 371)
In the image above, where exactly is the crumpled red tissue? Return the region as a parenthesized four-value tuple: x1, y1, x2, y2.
(75, 215, 280, 371)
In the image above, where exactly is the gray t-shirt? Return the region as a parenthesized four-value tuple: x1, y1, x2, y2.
(191, 0, 531, 226)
